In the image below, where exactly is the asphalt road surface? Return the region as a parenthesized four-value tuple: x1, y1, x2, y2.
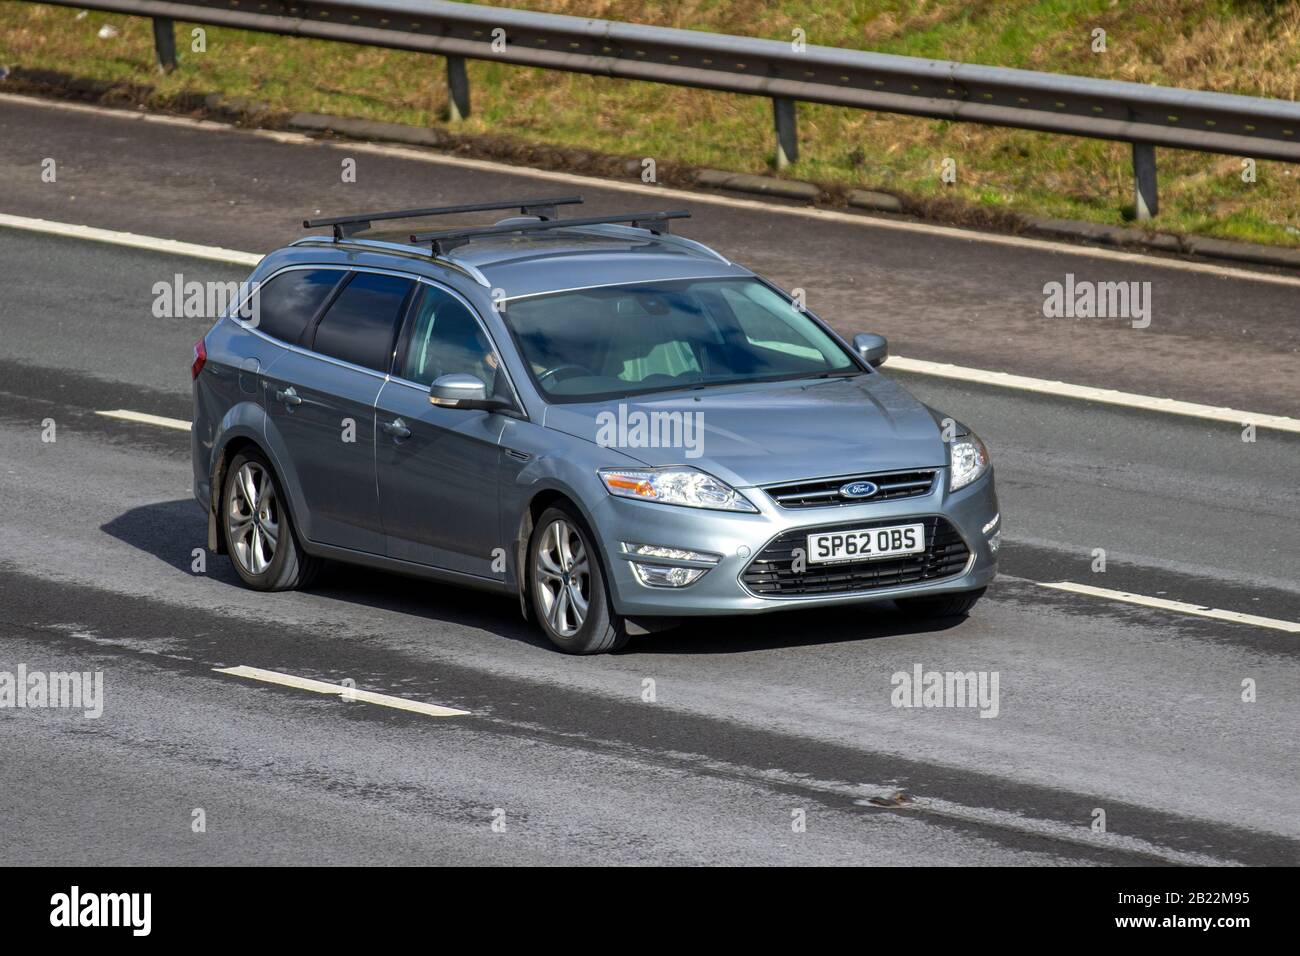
(1, 94, 1297, 866)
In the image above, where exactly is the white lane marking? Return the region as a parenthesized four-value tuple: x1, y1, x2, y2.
(95, 409, 192, 431)
(4, 91, 1300, 288)
(92, 348, 1299, 441)
(887, 357, 1300, 433)
(0, 212, 261, 266)
(6, 208, 1292, 434)
(1038, 581, 1300, 633)
(214, 665, 470, 717)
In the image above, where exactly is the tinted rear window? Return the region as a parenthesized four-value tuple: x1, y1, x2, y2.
(253, 269, 340, 344)
(310, 272, 414, 372)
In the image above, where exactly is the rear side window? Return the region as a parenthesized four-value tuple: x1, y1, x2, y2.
(252, 269, 341, 344)
(310, 272, 414, 372)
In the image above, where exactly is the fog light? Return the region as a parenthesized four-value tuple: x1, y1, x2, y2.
(987, 530, 1001, 555)
(622, 543, 719, 587)
(631, 563, 708, 588)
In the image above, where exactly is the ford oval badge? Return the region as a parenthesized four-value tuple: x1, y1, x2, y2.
(840, 480, 879, 499)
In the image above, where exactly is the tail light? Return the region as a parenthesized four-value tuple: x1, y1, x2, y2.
(191, 339, 207, 380)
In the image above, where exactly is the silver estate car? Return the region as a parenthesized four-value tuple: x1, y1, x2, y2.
(192, 197, 999, 653)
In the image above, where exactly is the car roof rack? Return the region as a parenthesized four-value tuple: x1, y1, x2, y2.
(410, 210, 691, 255)
(303, 196, 584, 240)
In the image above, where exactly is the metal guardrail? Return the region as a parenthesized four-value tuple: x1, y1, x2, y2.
(30, 0, 1300, 219)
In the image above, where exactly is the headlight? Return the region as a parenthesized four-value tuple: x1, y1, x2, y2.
(949, 433, 990, 491)
(598, 467, 758, 512)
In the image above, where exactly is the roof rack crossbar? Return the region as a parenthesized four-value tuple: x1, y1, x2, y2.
(410, 210, 691, 254)
(303, 196, 584, 240)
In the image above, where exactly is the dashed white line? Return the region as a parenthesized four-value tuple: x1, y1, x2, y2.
(95, 409, 192, 431)
(214, 665, 470, 717)
(886, 357, 1300, 434)
(1038, 581, 1300, 633)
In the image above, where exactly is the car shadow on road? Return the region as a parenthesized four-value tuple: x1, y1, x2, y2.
(101, 497, 245, 586)
(103, 500, 967, 655)
(101, 499, 547, 650)
(637, 605, 966, 654)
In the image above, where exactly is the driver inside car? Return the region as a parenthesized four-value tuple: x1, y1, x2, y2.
(407, 290, 500, 391)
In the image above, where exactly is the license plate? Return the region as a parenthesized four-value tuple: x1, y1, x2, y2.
(806, 523, 926, 564)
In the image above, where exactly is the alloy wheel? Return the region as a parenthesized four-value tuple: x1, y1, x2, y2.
(227, 461, 279, 576)
(534, 518, 590, 637)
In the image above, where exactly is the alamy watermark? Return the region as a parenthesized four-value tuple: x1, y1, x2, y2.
(1042, 273, 1151, 328)
(50, 887, 150, 936)
(151, 274, 262, 326)
(891, 663, 999, 718)
(0, 665, 104, 718)
(596, 403, 704, 459)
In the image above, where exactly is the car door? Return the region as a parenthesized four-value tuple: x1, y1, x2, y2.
(263, 268, 416, 555)
(375, 282, 512, 577)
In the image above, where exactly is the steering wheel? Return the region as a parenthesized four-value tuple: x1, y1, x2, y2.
(537, 364, 596, 384)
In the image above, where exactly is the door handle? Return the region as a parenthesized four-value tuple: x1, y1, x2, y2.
(275, 387, 302, 407)
(382, 417, 411, 440)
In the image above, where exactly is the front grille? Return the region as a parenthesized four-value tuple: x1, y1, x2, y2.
(741, 516, 970, 596)
(764, 470, 937, 509)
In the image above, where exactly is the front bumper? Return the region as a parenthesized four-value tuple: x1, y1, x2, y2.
(591, 468, 999, 617)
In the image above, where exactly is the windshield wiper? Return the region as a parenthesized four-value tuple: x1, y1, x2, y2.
(798, 370, 864, 386)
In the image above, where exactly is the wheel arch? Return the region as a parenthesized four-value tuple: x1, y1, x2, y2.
(208, 425, 305, 556)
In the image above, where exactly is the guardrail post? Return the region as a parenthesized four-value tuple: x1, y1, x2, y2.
(1132, 142, 1158, 220)
(151, 17, 177, 73)
(773, 97, 798, 169)
(446, 55, 470, 122)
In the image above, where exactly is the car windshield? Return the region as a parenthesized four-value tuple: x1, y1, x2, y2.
(502, 277, 858, 402)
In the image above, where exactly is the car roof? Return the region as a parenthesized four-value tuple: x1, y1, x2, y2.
(279, 221, 753, 299)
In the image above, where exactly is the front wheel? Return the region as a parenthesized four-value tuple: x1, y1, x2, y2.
(529, 506, 628, 654)
(895, 587, 985, 619)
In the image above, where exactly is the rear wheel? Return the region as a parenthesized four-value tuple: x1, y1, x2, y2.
(529, 506, 628, 654)
(222, 449, 320, 591)
(895, 587, 985, 619)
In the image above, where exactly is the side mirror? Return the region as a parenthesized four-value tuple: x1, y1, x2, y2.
(429, 373, 505, 411)
(852, 332, 889, 368)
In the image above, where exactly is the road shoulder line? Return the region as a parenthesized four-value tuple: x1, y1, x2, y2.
(888, 357, 1300, 433)
(0, 211, 261, 266)
(3, 211, 1291, 434)
(4, 91, 1300, 288)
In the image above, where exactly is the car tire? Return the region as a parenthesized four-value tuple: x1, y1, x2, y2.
(222, 449, 321, 591)
(895, 587, 986, 619)
(529, 505, 628, 654)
